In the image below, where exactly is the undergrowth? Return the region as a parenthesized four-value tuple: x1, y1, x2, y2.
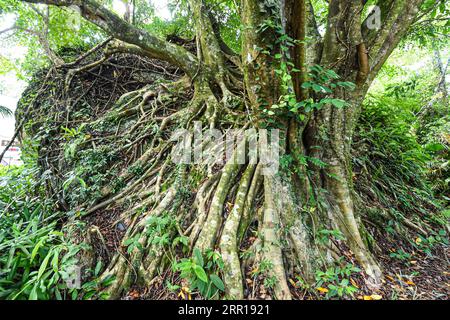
(354, 93, 448, 230)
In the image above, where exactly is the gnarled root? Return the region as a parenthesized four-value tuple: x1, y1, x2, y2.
(219, 164, 256, 299)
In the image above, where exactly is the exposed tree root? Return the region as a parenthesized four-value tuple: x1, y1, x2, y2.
(261, 175, 292, 300)
(219, 164, 256, 299)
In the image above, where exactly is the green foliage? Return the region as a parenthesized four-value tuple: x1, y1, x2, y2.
(257, 16, 356, 122)
(64, 144, 119, 206)
(314, 263, 361, 299)
(406, 0, 450, 47)
(77, 262, 115, 300)
(123, 233, 143, 254)
(145, 213, 176, 248)
(354, 94, 441, 220)
(0, 165, 84, 300)
(389, 249, 412, 262)
(0, 0, 103, 77)
(413, 229, 449, 256)
(317, 229, 345, 245)
(417, 109, 449, 198)
(173, 248, 225, 299)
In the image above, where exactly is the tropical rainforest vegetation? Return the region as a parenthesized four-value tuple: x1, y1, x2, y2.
(0, 0, 448, 300)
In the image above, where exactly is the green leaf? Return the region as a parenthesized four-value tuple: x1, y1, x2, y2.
(209, 274, 225, 291)
(425, 143, 444, 152)
(312, 84, 323, 92)
(94, 260, 102, 276)
(193, 265, 208, 283)
(29, 286, 38, 300)
(37, 251, 52, 280)
(330, 99, 347, 108)
(193, 248, 204, 267)
(31, 236, 47, 262)
(102, 275, 116, 287)
(51, 249, 60, 273)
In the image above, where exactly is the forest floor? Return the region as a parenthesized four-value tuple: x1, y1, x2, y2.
(375, 235, 449, 300)
(116, 229, 449, 300)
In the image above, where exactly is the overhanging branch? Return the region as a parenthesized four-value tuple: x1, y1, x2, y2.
(363, 0, 426, 82)
(19, 0, 199, 77)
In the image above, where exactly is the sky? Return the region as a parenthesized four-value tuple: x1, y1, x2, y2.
(0, 0, 171, 141)
(0, 13, 27, 141)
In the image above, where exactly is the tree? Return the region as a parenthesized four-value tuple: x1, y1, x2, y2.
(12, 0, 442, 299)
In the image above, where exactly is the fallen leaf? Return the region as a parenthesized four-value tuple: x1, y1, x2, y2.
(371, 294, 383, 300)
(317, 287, 329, 294)
(386, 275, 394, 282)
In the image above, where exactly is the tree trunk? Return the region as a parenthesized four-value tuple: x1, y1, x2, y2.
(18, 0, 428, 299)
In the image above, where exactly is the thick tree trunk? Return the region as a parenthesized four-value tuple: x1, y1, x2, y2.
(305, 91, 382, 284)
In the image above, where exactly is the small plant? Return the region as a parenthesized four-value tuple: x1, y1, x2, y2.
(61, 124, 86, 141)
(314, 263, 360, 299)
(62, 171, 87, 192)
(173, 248, 225, 299)
(165, 280, 181, 293)
(263, 276, 278, 289)
(172, 235, 189, 254)
(123, 233, 143, 254)
(389, 249, 412, 261)
(317, 229, 346, 245)
(77, 261, 115, 300)
(413, 230, 449, 255)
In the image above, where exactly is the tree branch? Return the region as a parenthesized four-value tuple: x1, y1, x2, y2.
(19, 0, 199, 77)
(0, 24, 64, 65)
(363, 0, 426, 83)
